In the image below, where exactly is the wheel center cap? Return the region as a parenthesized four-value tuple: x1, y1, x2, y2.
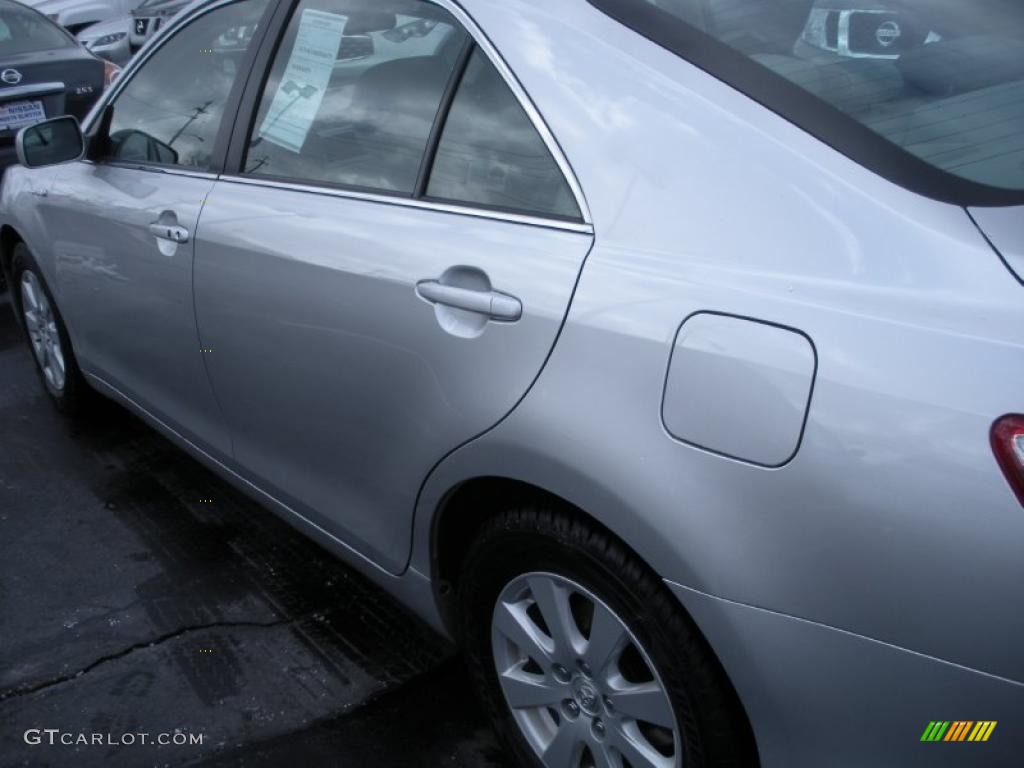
(573, 679, 600, 715)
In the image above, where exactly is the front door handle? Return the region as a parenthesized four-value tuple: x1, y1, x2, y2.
(148, 222, 190, 244)
(416, 280, 522, 321)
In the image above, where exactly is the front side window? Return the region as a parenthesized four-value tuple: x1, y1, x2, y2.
(243, 0, 581, 219)
(244, 0, 468, 193)
(105, 0, 269, 170)
(594, 0, 1024, 200)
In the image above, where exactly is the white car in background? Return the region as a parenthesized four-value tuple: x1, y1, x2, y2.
(17, 0, 142, 36)
(127, 0, 185, 52)
(75, 14, 130, 64)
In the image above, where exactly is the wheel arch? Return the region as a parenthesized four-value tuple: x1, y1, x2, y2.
(428, 473, 760, 763)
(431, 476, 591, 621)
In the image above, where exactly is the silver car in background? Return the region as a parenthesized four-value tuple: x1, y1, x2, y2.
(17, 0, 143, 36)
(1, 0, 1023, 766)
(76, 15, 131, 64)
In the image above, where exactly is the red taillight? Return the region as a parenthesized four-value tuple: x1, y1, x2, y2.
(103, 60, 121, 88)
(991, 415, 1024, 506)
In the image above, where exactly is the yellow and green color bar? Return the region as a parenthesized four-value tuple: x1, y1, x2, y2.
(921, 721, 997, 742)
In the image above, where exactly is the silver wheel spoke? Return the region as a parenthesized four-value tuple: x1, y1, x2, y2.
(50, 342, 66, 387)
(607, 679, 674, 729)
(20, 270, 66, 393)
(493, 572, 680, 768)
(21, 274, 41, 313)
(542, 720, 583, 767)
(528, 575, 583, 661)
(584, 600, 628, 678)
(499, 665, 565, 709)
(494, 599, 554, 666)
(609, 722, 673, 768)
(592, 744, 618, 768)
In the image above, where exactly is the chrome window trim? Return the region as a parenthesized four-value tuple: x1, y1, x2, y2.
(433, 0, 592, 225)
(218, 173, 595, 234)
(78, 157, 220, 180)
(81, 0, 594, 225)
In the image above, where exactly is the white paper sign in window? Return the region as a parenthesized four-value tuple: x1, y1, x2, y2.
(258, 8, 346, 153)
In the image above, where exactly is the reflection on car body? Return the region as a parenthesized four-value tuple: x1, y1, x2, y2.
(1, 0, 1023, 766)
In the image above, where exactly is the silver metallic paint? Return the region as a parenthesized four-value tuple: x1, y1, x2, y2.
(668, 579, 1024, 767)
(661, 312, 816, 467)
(970, 205, 1024, 284)
(1, 0, 1022, 764)
(193, 179, 592, 572)
(44, 162, 232, 457)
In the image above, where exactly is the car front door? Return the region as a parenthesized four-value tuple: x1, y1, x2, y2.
(45, 0, 271, 457)
(194, 0, 593, 572)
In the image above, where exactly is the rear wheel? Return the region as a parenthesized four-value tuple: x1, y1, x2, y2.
(459, 505, 756, 768)
(11, 242, 88, 413)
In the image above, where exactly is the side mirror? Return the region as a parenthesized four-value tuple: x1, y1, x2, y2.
(16, 116, 85, 168)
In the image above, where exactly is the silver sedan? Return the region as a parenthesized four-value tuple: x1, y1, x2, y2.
(2, 0, 1023, 766)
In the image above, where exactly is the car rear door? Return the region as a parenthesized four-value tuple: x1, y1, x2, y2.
(42, 0, 273, 458)
(194, 0, 592, 573)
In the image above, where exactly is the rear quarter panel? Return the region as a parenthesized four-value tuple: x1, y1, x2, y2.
(416, 0, 1024, 686)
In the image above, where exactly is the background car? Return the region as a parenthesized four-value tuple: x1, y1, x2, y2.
(127, 0, 184, 53)
(0, 0, 115, 171)
(17, 0, 142, 36)
(76, 14, 130, 64)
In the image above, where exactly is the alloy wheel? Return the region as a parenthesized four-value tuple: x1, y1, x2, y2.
(20, 269, 66, 392)
(491, 572, 681, 768)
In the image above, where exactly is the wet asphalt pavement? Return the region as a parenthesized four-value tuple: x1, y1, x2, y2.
(0, 290, 509, 768)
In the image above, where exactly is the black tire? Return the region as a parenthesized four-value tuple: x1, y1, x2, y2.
(10, 242, 89, 413)
(459, 504, 757, 768)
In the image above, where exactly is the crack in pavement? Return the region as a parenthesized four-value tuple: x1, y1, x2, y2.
(0, 617, 294, 703)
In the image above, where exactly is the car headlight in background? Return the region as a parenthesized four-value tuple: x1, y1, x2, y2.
(89, 32, 127, 48)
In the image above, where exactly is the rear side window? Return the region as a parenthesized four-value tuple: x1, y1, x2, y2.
(591, 0, 1024, 204)
(243, 0, 581, 220)
(426, 48, 580, 220)
(0, 2, 73, 56)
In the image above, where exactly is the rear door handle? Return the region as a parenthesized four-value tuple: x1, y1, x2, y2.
(416, 280, 522, 321)
(148, 222, 190, 244)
